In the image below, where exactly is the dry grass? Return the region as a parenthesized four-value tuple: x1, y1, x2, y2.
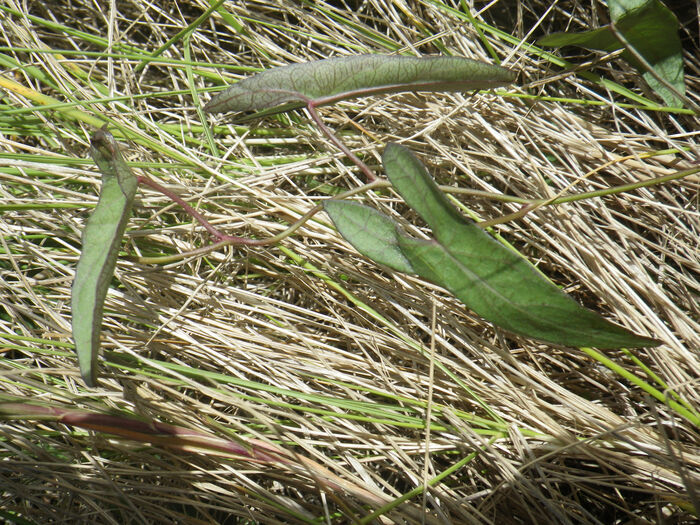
(0, 1, 698, 523)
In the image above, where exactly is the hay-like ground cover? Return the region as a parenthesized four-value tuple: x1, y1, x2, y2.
(0, 1, 698, 523)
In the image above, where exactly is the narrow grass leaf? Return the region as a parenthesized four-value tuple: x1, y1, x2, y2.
(538, 0, 684, 107)
(204, 54, 516, 114)
(383, 144, 660, 348)
(71, 127, 138, 387)
(323, 200, 414, 274)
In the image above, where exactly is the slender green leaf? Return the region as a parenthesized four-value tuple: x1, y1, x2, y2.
(537, 27, 619, 50)
(397, 234, 657, 348)
(71, 128, 138, 387)
(383, 143, 659, 348)
(133, 0, 227, 74)
(538, 0, 684, 107)
(204, 54, 516, 114)
(323, 200, 414, 274)
(382, 143, 467, 238)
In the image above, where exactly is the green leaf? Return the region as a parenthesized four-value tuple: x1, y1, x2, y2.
(538, 0, 684, 107)
(537, 27, 620, 50)
(204, 54, 516, 115)
(382, 143, 468, 240)
(396, 235, 657, 348)
(323, 200, 414, 274)
(71, 128, 138, 387)
(382, 143, 659, 348)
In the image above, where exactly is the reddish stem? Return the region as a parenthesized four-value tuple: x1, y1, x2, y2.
(137, 175, 260, 246)
(306, 100, 377, 182)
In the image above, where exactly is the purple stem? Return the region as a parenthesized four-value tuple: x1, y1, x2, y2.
(135, 92, 379, 257)
(244, 88, 379, 182)
(137, 176, 261, 246)
(306, 100, 377, 183)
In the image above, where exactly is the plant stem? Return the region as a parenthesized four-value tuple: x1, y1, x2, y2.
(306, 101, 378, 182)
(134, 178, 387, 264)
(213, 87, 379, 182)
(135, 162, 698, 263)
(137, 176, 249, 243)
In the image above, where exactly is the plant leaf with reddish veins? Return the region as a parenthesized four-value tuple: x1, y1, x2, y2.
(204, 54, 515, 115)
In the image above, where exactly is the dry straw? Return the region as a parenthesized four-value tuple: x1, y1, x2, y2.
(0, 0, 698, 523)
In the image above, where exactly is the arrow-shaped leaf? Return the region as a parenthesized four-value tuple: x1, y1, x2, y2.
(384, 143, 659, 348)
(204, 54, 516, 115)
(71, 128, 138, 387)
(327, 144, 659, 348)
(396, 233, 656, 348)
